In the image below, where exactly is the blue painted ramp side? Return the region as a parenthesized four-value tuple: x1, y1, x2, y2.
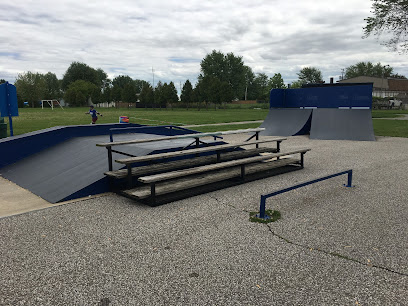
(310, 109, 375, 141)
(260, 108, 312, 136)
(0, 133, 196, 203)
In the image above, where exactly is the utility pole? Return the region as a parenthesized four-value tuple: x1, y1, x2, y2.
(179, 81, 182, 100)
(152, 67, 155, 107)
(152, 67, 155, 89)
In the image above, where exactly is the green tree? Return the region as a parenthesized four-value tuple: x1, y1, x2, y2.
(111, 84, 122, 102)
(15, 72, 47, 107)
(290, 80, 303, 88)
(180, 80, 194, 108)
(43, 72, 61, 99)
(101, 86, 112, 103)
(95, 68, 108, 88)
(194, 76, 212, 106)
(195, 76, 232, 109)
(62, 62, 100, 89)
(139, 83, 154, 108)
(165, 81, 179, 104)
(64, 80, 98, 106)
(243, 66, 255, 100)
(390, 73, 407, 79)
(92, 88, 103, 105)
(269, 73, 286, 89)
(112, 75, 134, 89)
(224, 52, 247, 99)
(344, 62, 394, 79)
(122, 83, 136, 103)
(0, 79, 6, 84)
(253, 73, 269, 100)
(219, 81, 234, 104)
(154, 81, 165, 108)
(199, 50, 248, 99)
(208, 77, 222, 108)
(134, 79, 149, 93)
(297, 67, 323, 85)
(363, 0, 408, 52)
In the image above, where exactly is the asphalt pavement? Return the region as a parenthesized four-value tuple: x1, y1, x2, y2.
(0, 135, 407, 305)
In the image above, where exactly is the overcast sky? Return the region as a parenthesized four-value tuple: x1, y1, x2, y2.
(1, 0, 407, 90)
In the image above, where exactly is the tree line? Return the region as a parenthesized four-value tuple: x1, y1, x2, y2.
(10, 53, 405, 108)
(6, 1, 408, 108)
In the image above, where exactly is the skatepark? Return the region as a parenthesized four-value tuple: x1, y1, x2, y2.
(0, 84, 407, 304)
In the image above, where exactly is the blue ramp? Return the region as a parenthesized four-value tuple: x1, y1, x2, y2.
(0, 133, 197, 203)
(260, 108, 312, 136)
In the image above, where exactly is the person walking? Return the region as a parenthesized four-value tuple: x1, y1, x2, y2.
(85, 105, 103, 124)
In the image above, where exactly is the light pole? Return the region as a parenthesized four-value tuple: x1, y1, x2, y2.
(382, 65, 390, 98)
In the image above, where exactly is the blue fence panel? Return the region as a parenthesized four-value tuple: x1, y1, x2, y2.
(270, 84, 373, 109)
(269, 89, 285, 108)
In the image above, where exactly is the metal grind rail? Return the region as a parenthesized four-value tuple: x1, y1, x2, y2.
(257, 170, 354, 219)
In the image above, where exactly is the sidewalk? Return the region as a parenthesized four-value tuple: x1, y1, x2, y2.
(183, 120, 263, 128)
(0, 176, 54, 218)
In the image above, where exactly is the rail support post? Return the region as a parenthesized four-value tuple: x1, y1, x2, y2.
(344, 170, 354, 187)
(256, 195, 271, 220)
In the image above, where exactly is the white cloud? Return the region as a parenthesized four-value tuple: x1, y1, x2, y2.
(0, 0, 407, 87)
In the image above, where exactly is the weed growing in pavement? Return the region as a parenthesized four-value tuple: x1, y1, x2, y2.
(249, 209, 281, 224)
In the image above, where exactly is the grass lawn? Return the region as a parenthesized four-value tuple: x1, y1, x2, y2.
(2, 107, 268, 136)
(373, 119, 408, 138)
(2, 107, 408, 138)
(371, 109, 408, 118)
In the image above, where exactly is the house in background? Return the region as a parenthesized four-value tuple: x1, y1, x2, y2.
(338, 76, 408, 102)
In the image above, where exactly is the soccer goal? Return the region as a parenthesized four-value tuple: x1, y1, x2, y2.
(41, 100, 64, 110)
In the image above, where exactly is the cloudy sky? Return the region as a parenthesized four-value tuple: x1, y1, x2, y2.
(1, 0, 407, 90)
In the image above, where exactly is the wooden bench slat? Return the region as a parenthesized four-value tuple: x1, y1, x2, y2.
(104, 147, 278, 179)
(138, 149, 310, 183)
(96, 128, 265, 147)
(123, 158, 299, 199)
(115, 138, 286, 164)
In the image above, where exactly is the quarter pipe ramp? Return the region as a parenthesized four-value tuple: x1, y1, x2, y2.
(260, 108, 312, 136)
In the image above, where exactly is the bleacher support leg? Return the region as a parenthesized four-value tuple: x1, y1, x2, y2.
(127, 165, 132, 188)
(107, 146, 113, 171)
(240, 165, 246, 180)
(150, 183, 156, 205)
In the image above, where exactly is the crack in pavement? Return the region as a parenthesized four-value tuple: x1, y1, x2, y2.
(206, 194, 408, 277)
(265, 224, 408, 277)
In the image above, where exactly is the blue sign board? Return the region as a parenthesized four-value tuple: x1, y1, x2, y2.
(0, 82, 18, 117)
(0, 82, 19, 136)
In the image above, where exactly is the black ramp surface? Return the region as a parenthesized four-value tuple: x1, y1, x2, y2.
(260, 108, 312, 136)
(310, 109, 375, 141)
(0, 133, 196, 203)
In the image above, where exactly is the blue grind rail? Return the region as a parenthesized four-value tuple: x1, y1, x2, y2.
(257, 170, 354, 219)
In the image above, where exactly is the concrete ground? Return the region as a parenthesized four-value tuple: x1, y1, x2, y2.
(0, 135, 407, 305)
(0, 177, 55, 218)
